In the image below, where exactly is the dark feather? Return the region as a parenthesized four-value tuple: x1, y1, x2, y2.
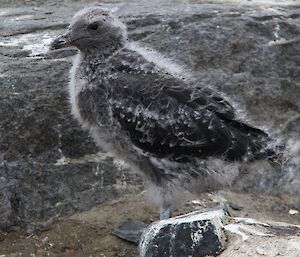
(77, 48, 274, 163)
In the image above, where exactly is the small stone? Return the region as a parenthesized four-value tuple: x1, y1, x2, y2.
(41, 236, 49, 244)
(228, 202, 243, 211)
(288, 209, 299, 215)
(112, 219, 149, 244)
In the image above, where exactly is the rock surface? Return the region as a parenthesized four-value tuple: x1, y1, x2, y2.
(0, 0, 300, 231)
(140, 207, 226, 257)
(221, 216, 300, 257)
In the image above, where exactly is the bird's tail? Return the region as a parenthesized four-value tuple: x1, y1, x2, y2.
(223, 118, 285, 163)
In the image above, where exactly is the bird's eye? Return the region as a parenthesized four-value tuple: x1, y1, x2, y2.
(88, 23, 98, 30)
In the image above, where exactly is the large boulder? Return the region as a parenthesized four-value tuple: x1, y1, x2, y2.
(139, 206, 300, 257)
(0, 0, 299, 231)
(140, 208, 226, 257)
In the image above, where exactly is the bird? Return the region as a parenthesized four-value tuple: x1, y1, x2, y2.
(50, 7, 279, 220)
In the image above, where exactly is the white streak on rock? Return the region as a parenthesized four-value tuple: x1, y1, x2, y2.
(224, 224, 249, 241)
(225, 223, 273, 241)
(233, 217, 270, 227)
(0, 32, 55, 56)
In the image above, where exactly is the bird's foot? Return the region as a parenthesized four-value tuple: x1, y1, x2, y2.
(112, 219, 149, 244)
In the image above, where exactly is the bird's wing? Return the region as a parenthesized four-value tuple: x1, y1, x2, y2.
(106, 48, 271, 162)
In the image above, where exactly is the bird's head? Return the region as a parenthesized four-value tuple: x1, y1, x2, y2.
(50, 7, 127, 52)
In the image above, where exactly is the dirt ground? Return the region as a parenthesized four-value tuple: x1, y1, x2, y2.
(0, 190, 300, 257)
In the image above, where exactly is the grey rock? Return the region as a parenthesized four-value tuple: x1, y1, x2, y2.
(0, 0, 300, 231)
(139, 208, 226, 257)
(0, 157, 142, 233)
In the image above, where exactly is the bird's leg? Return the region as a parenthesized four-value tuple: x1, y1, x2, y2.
(160, 206, 171, 220)
(160, 197, 172, 220)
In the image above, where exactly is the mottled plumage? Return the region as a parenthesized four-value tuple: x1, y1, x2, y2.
(50, 7, 276, 217)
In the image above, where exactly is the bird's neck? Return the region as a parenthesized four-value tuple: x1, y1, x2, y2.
(81, 41, 124, 60)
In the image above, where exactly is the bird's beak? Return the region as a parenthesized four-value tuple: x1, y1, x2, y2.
(49, 31, 72, 50)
